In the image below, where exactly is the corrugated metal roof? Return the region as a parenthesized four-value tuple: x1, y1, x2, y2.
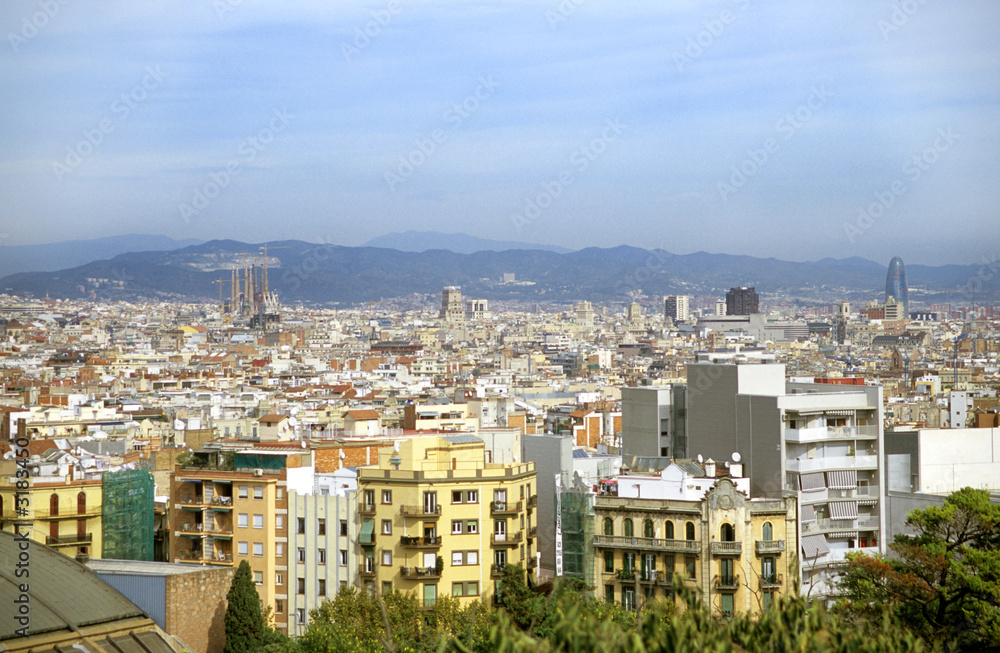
(87, 559, 210, 576)
(442, 434, 482, 444)
(572, 449, 590, 459)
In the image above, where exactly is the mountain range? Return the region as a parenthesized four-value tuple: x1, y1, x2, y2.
(0, 234, 989, 307)
(0, 234, 202, 278)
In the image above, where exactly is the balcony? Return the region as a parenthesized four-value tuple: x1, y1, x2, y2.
(491, 532, 522, 547)
(593, 535, 701, 554)
(490, 563, 507, 578)
(48, 507, 102, 520)
(801, 516, 880, 535)
(786, 455, 878, 474)
(755, 540, 786, 555)
(359, 563, 377, 578)
(616, 568, 661, 584)
(785, 425, 878, 443)
(46, 533, 93, 546)
(714, 574, 740, 591)
(527, 558, 537, 569)
(710, 541, 742, 556)
(528, 526, 537, 539)
(400, 535, 442, 548)
(490, 501, 522, 515)
(760, 573, 783, 590)
(400, 505, 441, 518)
(360, 503, 376, 515)
(527, 494, 538, 508)
(207, 528, 233, 538)
(399, 566, 440, 579)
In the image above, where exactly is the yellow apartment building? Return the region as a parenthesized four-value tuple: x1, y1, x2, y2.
(592, 463, 797, 616)
(357, 435, 536, 608)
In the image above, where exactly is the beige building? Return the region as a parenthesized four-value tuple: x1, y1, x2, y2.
(357, 435, 536, 608)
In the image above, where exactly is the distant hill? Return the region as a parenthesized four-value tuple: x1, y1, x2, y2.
(362, 231, 573, 254)
(0, 240, 990, 306)
(0, 234, 202, 277)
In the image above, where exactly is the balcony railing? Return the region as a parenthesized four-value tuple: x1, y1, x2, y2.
(529, 526, 537, 538)
(491, 532, 522, 546)
(786, 455, 878, 474)
(400, 505, 441, 518)
(755, 540, 786, 555)
(359, 563, 376, 577)
(616, 568, 661, 583)
(710, 541, 742, 556)
(527, 558, 537, 569)
(360, 503, 376, 515)
(490, 501, 522, 515)
(46, 533, 93, 546)
(400, 535, 442, 548)
(714, 574, 740, 590)
(400, 566, 440, 579)
(594, 535, 701, 554)
(490, 563, 507, 577)
(785, 424, 878, 443)
(801, 516, 880, 535)
(759, 573, 783, 590)
(527, 494, 538, 508)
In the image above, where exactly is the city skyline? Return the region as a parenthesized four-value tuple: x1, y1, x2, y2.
(1, 1, 998, 266)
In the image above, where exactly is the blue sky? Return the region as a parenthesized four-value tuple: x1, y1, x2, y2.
(1, 0, 997, 265)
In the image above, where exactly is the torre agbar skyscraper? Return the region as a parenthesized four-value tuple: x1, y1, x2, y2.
(885, 256, 908, 317)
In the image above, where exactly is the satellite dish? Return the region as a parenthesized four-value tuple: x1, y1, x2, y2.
(732, 452, 742, 462)
(696, 454, 703, 464)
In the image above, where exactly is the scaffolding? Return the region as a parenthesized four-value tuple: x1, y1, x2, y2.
(556, 473, 595, 589)
(102, 468, 155, 561)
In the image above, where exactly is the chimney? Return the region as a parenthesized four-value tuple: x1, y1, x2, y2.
(75, 551, 90, 565)
(704, 458, 716, 478)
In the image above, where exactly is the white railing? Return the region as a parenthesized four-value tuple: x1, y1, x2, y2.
(787, 455, 878, 473)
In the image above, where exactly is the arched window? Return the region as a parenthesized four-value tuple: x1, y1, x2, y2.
(604, 517, 614, 536)
(624, 518, 633, 537)
(685, 521, 695, 540)
(721, 523, 735, 542)
(50, 493, 59, 516)
(762, 522, 773, 541)
(77, 492, 87, 515)
(665, 521, 674, 539)
(643, 519, 654, 538)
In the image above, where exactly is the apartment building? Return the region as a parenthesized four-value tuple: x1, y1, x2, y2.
(592, 461, 796, 616)
(357, 435, 536, 608)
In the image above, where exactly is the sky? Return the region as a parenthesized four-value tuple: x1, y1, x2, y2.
(0, 0, 998, 266)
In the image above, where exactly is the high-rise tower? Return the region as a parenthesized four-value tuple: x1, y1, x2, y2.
(885, 257, 908, 317)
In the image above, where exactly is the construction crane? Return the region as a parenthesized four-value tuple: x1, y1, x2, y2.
(258, 244, 291, 296)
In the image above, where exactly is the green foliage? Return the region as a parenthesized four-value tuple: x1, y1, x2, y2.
(225, 560, 267, 653)
(835, 487, 1000, 652)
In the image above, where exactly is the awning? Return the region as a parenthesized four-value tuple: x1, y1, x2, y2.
(801, 534, 830, 558)
(823, 410, 855, 417)
(800, 504, 816, 522)
(799, 472, 826, 491)
(826, 470, 857, 490)
(828, 531, 858, 539)
(829, 501, 858, 520)
(360, 519, 375, 545)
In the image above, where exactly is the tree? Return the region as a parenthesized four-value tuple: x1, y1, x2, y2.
(226, 560, 267, 653)
(836, 487, 1000, 652)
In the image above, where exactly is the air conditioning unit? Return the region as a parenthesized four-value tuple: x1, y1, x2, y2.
(254, 468, 264, 477)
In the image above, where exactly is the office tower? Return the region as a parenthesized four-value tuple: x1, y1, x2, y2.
(725, 287, 759, 315)
(439, 286, 465, 323)
(664, 295, 689, 322)
(885, 257, 909, 317)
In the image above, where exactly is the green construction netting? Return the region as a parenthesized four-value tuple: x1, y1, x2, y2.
(559, 489, 594, 588)
(102, 468, 154, 561)
(234, 453, 286, 469)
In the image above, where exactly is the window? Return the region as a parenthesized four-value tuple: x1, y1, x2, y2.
(254, 485, 263, 499)
(452, 551, 463, 566)
(721, 523, 734, 542)
(318, 518, 326, 535)
(686, 521, 695, 540)
(762, 556, 776, 583)
(238, 486, 248, 499)
(721, 558, 734, 582)
(381, 519, 392, 535)
(424, 583, 437, 609)
(297, 578, 305, 594)
(296, 608, 305, 625)
(297, 547, 306, 563)
(340, 519, 348, 536)
(276, 515, 284, 530)
(604, 550, 614, 572)
(720, 593, 733, 617)
(297, 518, 305, 534)
(452, 582, 464, 597)
(664, 555, 675, 577)
(382, 490, 392, 504)
(276, 543, 284, 558)
(77, 492, 86, 515)
(275, 599, 284, 614)
(382, 581, 393, 595)
(238, 541, 248, 555)
(623, 588, 635, 612)
(276, 487, 284, 500)
(605, 584, 615, 603)
(318, 579, 326, 596)
(467, 550, 478, 565)
(452, 490, 463, 504)
(453, 581, 478, 596)
(382, 549, 393, 565)
(318, 548, 326, 565)
(452, 550, 478, 565)
(665, 521, 674, 539)
(254, 571, 263, 585)
(623, 552, 635, 574)
(644, 519, 654, 538)
(624, 519, 633, 537)
(467, 520, 478, 534)
(363, 489, 375, 507)
(253, 542, 263, 556)
(340, 549, 348, 566)
(276, 572, 283, 585)
(685, 556, 697, 579)
(604, 517, 614, 536)
(50, 493, 59, 516)
(452, 520, 464, 534)
(467, 490, 478, 503)
(762, 522, 773, 541)
(253, 514, 263, 529)
(238, 513, 248, 528)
